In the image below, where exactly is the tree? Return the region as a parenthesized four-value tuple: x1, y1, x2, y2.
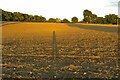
(48, 18, 56, 22)
(105, 14, 118, 24)
(71, 17, 78, 23)
(39, 16, 46, 22)
(23, 14, 31, 22)
(96, 17, 105, 24)
(55, 18, 61, 23)
(62, 18, 70, 23)
(83, 9, 92, 18)
(13, 12, 24, 21)
(83, 9, 92, 23)
(90, 14, 97, 23)
(2, 11, 13, 21)
(118, 18, 120, 24)
(2, 9, 46, 22)
(82, 9, 119, 24)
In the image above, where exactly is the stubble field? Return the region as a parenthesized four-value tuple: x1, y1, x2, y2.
(2, 22, 119, 79)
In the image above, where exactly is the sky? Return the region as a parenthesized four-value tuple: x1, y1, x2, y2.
(0, 0, 119, 21)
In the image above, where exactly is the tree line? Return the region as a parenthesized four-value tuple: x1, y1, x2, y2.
(2, 9, 46, 22)
(1, 9, 71, 23)
(83, 9, 120, 24)
(1, 9, 120, 24)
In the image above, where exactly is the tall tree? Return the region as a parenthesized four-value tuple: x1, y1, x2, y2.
(83, 9, 92, 23)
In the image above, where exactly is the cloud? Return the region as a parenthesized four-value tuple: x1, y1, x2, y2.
(107, 0, 119, 7)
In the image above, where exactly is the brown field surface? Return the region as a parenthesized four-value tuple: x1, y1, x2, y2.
(2, 22, 119, 79)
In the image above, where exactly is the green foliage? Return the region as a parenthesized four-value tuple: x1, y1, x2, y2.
(96, 17, 105, 24)
(2, 9, 46, 22)
(71, 17, 78, 23)
(48, 18, 61, 23)
(13, 12, 24, 21)
(62, 18, 70, 23)
(83, 9, 119, 24)
(83, 9, 92, 23)
(1, 9, 119, 24)
(118, 18, 120, 24)
(105, 14, 118, 24)
(48, 18, 56, 22)
(23, 14, 31, 22)
(83, 9, 92, 18)
(2, 11, 13, 21)
(55, 18, 61, 23)
(90, 14, 97, 23)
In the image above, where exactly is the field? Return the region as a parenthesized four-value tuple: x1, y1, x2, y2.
(2, 22, 119, 79)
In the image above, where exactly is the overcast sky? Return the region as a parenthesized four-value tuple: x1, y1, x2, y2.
(0, 0, 119, 21)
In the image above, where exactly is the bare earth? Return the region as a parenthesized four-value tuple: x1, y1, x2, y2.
(2, 22, 119, 79)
